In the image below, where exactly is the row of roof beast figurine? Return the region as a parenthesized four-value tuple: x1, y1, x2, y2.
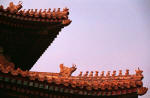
(59, 64, 143, 77)
(77, 68, 143, 78)
(0, 62, 143, 78)
(0, 1, 69, 19)
(0, 63, 148, 95)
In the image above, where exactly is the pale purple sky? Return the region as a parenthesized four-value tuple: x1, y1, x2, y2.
(1, 0, 150, 97)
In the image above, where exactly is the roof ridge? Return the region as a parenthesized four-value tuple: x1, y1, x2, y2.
(0, 2, 71, 25)
(0, 63, 148, 96)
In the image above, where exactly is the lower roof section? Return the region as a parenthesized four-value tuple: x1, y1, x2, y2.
(0, 63, 148, 97)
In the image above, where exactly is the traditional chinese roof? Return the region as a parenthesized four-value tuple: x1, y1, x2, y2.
(0, 63, 148, 97)
(0, 2, 71, 70)
(0, 2, 148, 98)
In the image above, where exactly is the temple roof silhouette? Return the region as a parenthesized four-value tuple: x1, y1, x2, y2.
(0, 2, 148, 98)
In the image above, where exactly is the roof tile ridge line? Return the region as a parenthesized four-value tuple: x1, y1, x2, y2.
(0, 64, 144, 83)
(0, 64, 147, 95)
(76, 69, 144, 80)
(0, 2, 70, 21)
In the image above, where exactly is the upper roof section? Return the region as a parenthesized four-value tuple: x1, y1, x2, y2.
(0, 1, 71, 27)
(0, 2, 71, 70)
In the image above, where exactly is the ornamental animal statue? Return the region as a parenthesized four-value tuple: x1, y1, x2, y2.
(100, 71, 104, 77)
(89, 71, 93, 77)
(135, 67, 143, 77)
(59, 64, 77, 77)
(6, 1, 22, 13)
(94, 71, 99, 77)
(78, 71, 82, 77)
(125, 69, 129, 76)
(106, 71, 110, 77)
(112, 70, 116, 77)
(57, 7, 69, 19)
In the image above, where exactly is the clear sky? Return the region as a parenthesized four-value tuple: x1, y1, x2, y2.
(1, 0, 150, 98)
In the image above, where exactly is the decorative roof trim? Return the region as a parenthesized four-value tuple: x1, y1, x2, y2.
(0, 63, 148, 96)
(0, 2, 71, 26)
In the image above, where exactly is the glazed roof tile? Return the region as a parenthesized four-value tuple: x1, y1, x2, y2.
(0, 2, 71, 27)
(0, 63, 148, 96)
